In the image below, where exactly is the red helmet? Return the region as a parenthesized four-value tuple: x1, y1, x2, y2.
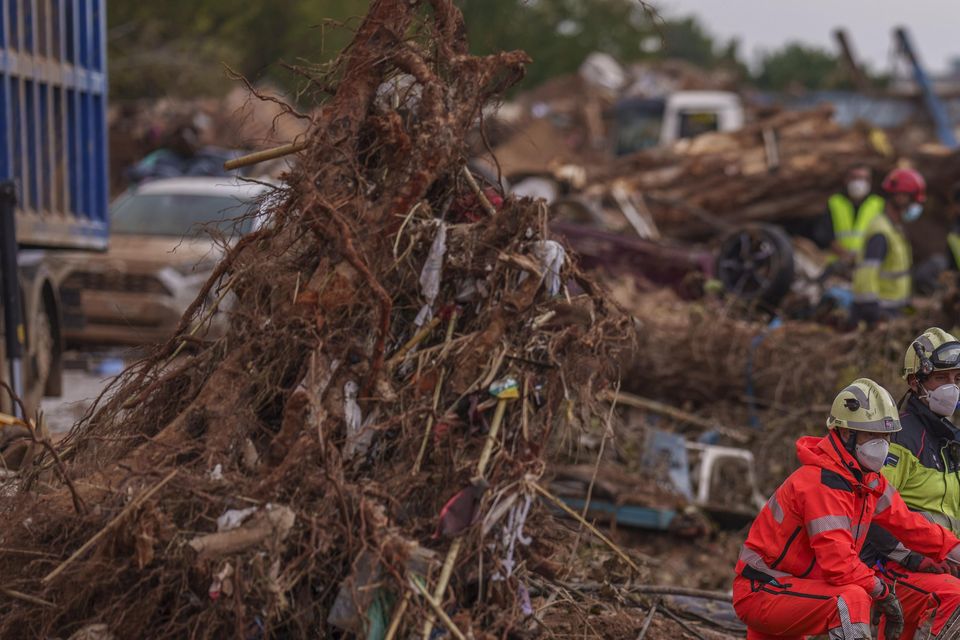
(881, 168, 926, 203)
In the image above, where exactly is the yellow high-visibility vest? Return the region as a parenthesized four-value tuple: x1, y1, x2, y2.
(948, 232, 960, 270)
(828, 193, 885, 255)
(853, 213, 911, 309)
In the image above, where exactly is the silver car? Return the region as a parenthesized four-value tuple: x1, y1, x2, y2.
(58, 177, 273, 346)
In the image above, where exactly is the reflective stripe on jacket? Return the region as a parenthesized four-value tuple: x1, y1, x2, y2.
(852, 212, 911, 308)
(735, 431, 958, 596)
(882, 394, 960, 522)
(828, 193, 885, 255)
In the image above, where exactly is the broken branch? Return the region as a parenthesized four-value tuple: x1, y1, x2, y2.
(42, 470, 178, 584)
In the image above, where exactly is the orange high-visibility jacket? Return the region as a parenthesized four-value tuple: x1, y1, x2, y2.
(736, 431, 959, 596)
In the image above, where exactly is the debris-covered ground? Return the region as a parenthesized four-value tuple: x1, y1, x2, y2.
(10, 3, 960, 640)
(0, 2, 729, 638)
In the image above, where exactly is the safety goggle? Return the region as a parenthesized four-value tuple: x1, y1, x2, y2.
(931, 341, 960, 369)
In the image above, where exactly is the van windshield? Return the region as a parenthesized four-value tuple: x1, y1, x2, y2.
(110, 193, 257, 237)
(678, 111, 720, 138)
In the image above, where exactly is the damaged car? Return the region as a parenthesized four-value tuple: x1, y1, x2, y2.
(58, 177, 274, 346)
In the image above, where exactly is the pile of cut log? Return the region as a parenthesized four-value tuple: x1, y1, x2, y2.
(586, 107, 880, 239)
(587, 106, 960, 241)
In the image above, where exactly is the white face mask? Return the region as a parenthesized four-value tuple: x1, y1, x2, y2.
(904, 202, 924, 222)
(856, 438, 890, 472)
(926, 383, 960, 417)
(847, 179, 870, 201)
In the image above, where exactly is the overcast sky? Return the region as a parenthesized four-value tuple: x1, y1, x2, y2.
(660, 0, 960, 74)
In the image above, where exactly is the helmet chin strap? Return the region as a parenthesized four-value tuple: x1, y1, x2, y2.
(831, 429, 865, 478)
(834, 428, 859, 459)
(843, 430, 859, 457)
(915, 378, 937, 405)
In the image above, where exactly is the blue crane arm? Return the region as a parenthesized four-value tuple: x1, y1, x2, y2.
(895, 26, 958, 149)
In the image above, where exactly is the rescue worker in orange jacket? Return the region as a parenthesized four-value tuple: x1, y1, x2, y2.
(733, 378, 960, 639)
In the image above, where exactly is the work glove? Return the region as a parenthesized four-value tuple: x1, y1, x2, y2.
(872, 584, 904, 640)
(917, 557, 951, 574)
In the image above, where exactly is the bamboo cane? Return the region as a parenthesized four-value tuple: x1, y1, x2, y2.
(421, 388, 511, 639)
(223, 140, 309, 171)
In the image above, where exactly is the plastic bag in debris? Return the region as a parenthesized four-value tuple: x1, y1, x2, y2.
(343, 381, 362, 433)
(344, 382, 380, 461)
(327, 550, 382, 633)
(518, 582, 534, 617)
(534, 241, 566, 297)
(497, 493, 533, 578)
(216, 506, 259, 532)
(375, 73, 423, 113)
(67, 624, 117, 640)
(435, 483, 485, 538)
(455, 277, 489, 304)
(415, 222, 447, 327)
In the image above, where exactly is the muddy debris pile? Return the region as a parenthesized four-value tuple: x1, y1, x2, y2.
(611, 287, 941, 493)
(0, 2, 722, 639)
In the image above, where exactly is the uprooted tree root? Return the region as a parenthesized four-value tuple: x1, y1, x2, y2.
(0, 2, 641, 638)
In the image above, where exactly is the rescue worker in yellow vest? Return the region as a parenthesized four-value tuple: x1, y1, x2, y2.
(861, 328, 960, 638)
(851, 167, 924, 324)
(817, 165, 885, 265)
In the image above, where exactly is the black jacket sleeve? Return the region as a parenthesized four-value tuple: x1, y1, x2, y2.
(812, 209, 836, 250)
(863, 233, 888, 261)
(861, 523, 923, 570)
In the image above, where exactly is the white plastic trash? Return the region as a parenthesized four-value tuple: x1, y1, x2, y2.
(208, 463, 224, 482)
(534, 240, 566, 296)
(343, 381, 362, 435)
(216, 506, 258, 532)
(415, 222, 447, 327)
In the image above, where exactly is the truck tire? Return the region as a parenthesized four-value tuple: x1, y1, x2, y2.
(32, 308, 55, 396)
(716, 224, 794, 307)
(18, 309, 51, 419)
(21, 303, 58, 418)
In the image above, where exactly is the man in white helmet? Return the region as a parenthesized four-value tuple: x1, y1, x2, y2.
(861, 328, 960, 638)
(885, 328, 960, 529)
(734, 378, 960, 640)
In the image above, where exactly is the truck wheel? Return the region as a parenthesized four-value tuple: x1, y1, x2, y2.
(32, 309, 55, 396)
(21, 308, 56, 417)
(716, 224, 794, 307)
